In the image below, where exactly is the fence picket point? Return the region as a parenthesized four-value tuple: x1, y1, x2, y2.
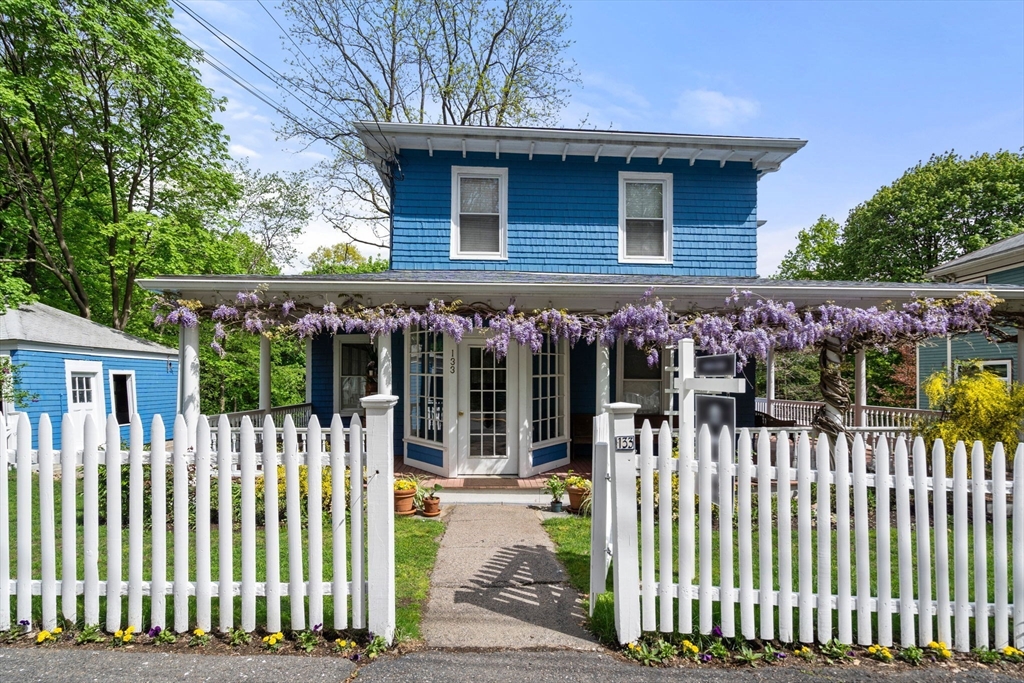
(38, 414, 56, 631)
(971, 441, 989, 650)
(350, 412, 365, 629)
(128, 414, 145, 631)
(678, 419, 695, 633)
(933, 439, 951, 648)
(852, 435, 872, 645)
(797, 431, 813, 643)
(992, 443, 1008, 649)
(105, 415, 122, 633)
(150, 416, 167, 630)
(658, 422, 673, 633)
(284, 416, 305, 630)
(218, 415, 233, 632)
(777, 432, 793, 643)
(719, 426, 735, 638)
(913, 437, 932, 646)
(737, 429, 755, 640)
(1013, 444, 1024, 649)
(263, 415, 281, 633)
(953, 441, 969, 651)
(639, 420, 655, 632)
(60, 414, 77, 624)
(331, 414, 348, 630)
(173, 414, 190, 633)
(876, 436, 893, 647)
(895, 436, 915, 646)
(195, 418, 212, 633)
(835, 435, 851, 645)
(757, 428, 774, 641)
(307, 415, 324, 630)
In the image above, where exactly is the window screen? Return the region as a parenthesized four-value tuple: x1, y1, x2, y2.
(624, 181, 665, 258)
(458, 175, 501, 254)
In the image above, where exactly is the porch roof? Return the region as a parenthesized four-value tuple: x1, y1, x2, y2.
(139, 271, 1024, 315)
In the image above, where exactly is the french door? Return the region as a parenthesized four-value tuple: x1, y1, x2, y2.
(456, 341, 517, 475)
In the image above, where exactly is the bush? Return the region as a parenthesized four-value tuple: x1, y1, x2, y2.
(917, 362, 1024, 467)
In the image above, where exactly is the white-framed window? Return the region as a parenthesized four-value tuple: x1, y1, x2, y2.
(618, 171, 673, 264)
(450, 166, 508, 260)
(333, 335, 376, 415)
(532, 337, 567, 445)
(71, 374, 94, 405)
(408, 326, 445, 444)
(108, 370, 137, 426)
(617, 343, 665, 414)
(980, 359, 1013, 388)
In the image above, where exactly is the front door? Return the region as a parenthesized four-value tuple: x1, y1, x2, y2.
(457, 342, 517, 475)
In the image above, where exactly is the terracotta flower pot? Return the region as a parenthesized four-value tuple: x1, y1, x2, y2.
(394, 488, 417, 515)
(422, 497, 441, 517)
(567, 485, 587, 512)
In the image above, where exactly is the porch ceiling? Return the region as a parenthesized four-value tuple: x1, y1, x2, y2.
(138, 271, 1024, 315)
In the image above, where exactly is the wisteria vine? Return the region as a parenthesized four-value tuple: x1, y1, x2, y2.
(154, 287, 1004, 370)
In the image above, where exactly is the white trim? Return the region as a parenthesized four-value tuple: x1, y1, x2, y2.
(1, 340, 177, 362)
(333, 334, 373, 417)
(450, 166, 508, 261)
(107, 369, 137, 426)
(980, 359, 1013, 388)
(456, 337, 518, 476)
(618, 171, 673, 265)
(402, 327, 451, 476)
(0, 352, 15, 418)
(64, 359, 106, 446)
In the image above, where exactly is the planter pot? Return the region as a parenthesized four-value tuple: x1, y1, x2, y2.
(550, 500, 563, 513)
(567, 486, 588, 512)
(394, 488, 417, 516)
(422, 497, 441, 517)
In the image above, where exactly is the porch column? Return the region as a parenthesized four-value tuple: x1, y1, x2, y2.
(304, 338, 313, 404)
(377, 333, 392, 395)
(178, 325, 200, 448)
(259, 335, 271, 413)
(765, 347, 776, 417)
(854, 348, 867, 428)
(596, 344, 611, 412)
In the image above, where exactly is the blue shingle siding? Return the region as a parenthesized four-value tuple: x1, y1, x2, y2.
(10, 348, 177, 449)
(309, 333, 334, 425)
(391, 150, 758, 275)
(988, 265, 1024, 286)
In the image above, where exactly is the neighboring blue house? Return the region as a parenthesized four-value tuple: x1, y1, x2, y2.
(0, 303, 179, 449)
(917, 233, 1024, 408)
(141, 123, 1021, 480)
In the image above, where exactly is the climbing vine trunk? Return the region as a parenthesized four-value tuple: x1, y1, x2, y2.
(813, 336, 849, 445)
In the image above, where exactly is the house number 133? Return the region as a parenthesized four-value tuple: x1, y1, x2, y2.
(449, 350, 456, 373)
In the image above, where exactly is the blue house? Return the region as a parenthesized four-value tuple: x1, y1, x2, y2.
(141, 123, 1022, 479)
(917, 233, 1024, 407)
(0, 303, 179, 449)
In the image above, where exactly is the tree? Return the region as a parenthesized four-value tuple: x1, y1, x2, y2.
(305, 243, 388, 274)
(775, 216, 845, 281)
(227, 159, 313, 272)
(279, 0, 578, 249)
(0, 0, 237, 329)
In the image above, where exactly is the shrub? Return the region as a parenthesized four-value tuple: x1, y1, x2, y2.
(917, 362, 1024, 468)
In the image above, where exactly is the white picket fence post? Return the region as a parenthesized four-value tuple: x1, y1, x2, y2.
(593, 415, 1021, 650)
(589, 412, 611, 615)
(363, 394, 398, 645)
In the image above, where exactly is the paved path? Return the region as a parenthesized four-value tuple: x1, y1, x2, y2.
(421, 504, 598, 650)
(0, 649, 356, 683)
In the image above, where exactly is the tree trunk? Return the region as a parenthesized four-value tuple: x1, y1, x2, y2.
(813, 336, 849, 446)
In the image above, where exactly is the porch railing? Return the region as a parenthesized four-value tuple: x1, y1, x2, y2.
(207, 403, 315, 453)
(756, 398, 940, 430)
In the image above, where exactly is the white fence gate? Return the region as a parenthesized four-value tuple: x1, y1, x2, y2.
(591, 403, 1024, 651)
(0, 394, 398, 643)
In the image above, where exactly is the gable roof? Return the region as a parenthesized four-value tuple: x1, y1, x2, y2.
(354, 121, 807, 182)
(928, 233, 1024, 282)
(0, 303, 176, 356)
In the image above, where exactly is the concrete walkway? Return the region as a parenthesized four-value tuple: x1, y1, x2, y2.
(421, 504, 598, 650)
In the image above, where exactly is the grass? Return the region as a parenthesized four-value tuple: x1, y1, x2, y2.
(4, 472, 444, 641)
(543, 512, 1011, 646)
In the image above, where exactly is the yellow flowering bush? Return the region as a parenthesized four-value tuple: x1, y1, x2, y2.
(866, 644, 893, 662)
(927, 640, 952, 660)
(274, 464, 349, 520)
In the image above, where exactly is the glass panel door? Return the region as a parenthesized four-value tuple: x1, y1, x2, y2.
(458, 341, 517, 475)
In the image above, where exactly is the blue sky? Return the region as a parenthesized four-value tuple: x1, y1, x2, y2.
(174, 1, 1024, 275)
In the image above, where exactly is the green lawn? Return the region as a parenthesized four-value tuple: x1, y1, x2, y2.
(4, 473, 444, 640)
(544, 513, 1011, 645)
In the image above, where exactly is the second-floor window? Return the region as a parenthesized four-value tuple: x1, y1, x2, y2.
(451, 166, 508, 260)
(619, 172, 673, 264)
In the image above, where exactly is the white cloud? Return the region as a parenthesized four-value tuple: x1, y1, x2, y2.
(229, 143, 261, 158)
(674, 89, 760, 130)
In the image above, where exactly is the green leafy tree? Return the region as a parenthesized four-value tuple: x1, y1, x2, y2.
(775, 216, 845, 281)
(305, 243, 388, 275)
(0, 0, 238, 329)
(280, 0, 579, 249)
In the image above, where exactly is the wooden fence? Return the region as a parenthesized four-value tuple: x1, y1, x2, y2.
(0, 395, 398, 642)
(592, 405, 1024, 651)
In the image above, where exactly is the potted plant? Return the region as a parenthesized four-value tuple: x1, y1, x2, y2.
(564, 471, 592, 513)
(394, 475, 420, 516)
(542, 474, 567, 513)
(417, 482, 443, 517)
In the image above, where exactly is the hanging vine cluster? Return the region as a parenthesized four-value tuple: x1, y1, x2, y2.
(153, 288, 1002, 369)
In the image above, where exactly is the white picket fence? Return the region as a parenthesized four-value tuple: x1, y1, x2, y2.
(0, 395, 398, 642)
(592, 404, 1024, 651)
